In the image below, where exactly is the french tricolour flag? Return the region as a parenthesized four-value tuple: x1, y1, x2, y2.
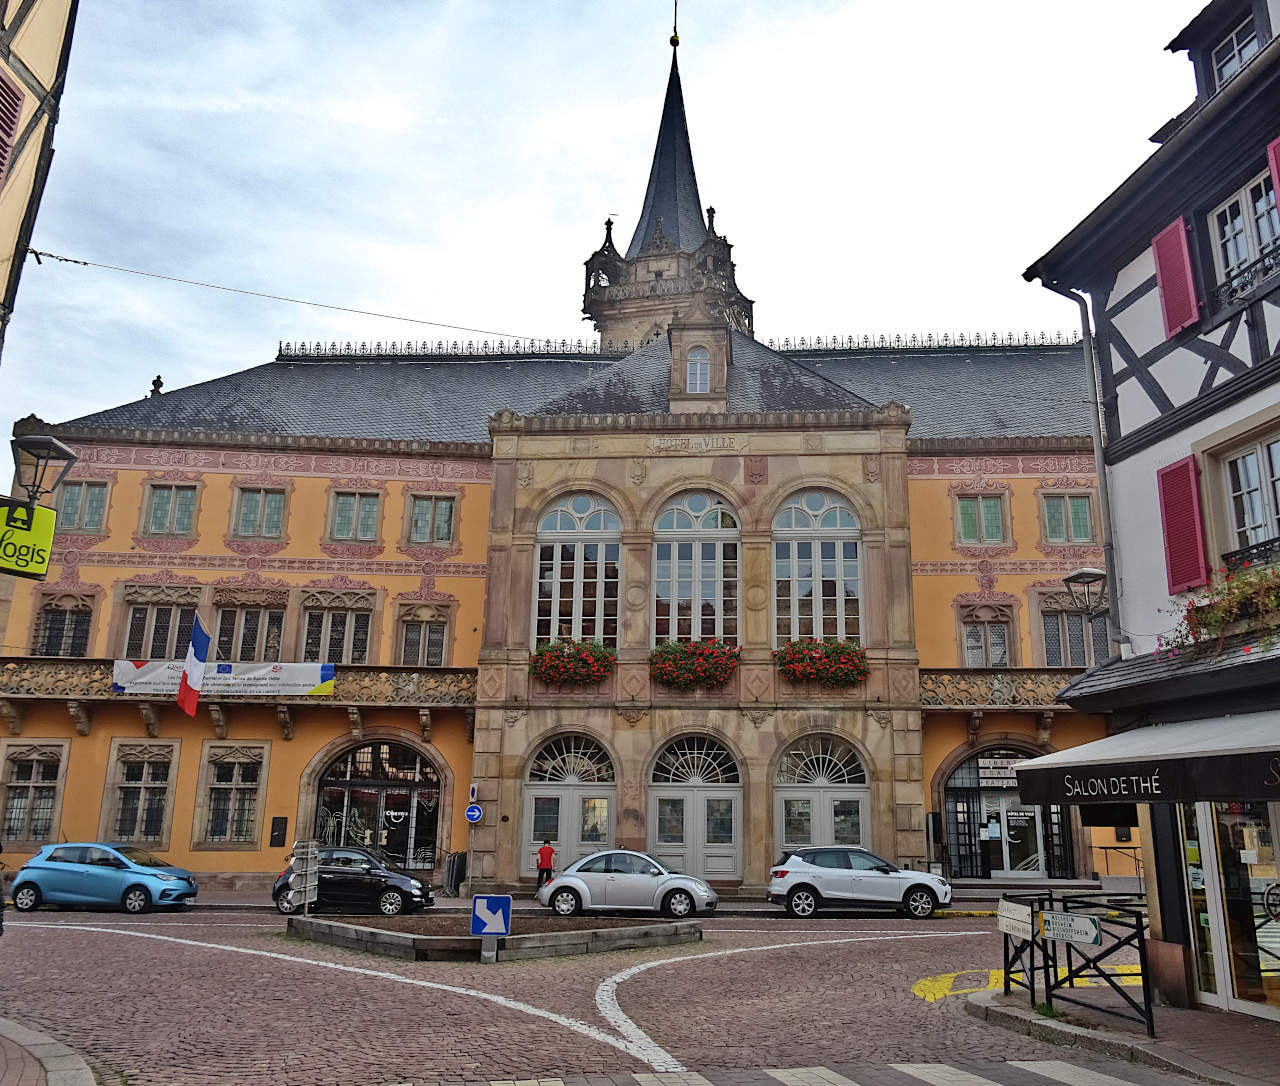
(177, 615, 211, 717)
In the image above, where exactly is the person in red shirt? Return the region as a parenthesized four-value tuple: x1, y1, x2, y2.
(536, 840, 556, 889)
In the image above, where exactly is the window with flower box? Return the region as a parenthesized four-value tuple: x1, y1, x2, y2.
(534, 493, 621, 648)
(653, 491, 739, 645)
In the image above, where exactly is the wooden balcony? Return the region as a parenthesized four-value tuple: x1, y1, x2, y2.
(919, 668, 1082, 710)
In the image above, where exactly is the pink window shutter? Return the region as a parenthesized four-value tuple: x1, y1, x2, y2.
(0, 67, 22, 190)
(1151, 218, 1200, 339)
(1157, 455, 1210, 594)
(1268, 137, 1280, 195)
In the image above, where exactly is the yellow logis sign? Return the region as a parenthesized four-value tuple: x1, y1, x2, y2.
(0, 500, 56, 580)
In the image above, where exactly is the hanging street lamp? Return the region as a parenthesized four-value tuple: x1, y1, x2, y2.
(1063, 567, 1107, 616)
(0, 433, 77, 579)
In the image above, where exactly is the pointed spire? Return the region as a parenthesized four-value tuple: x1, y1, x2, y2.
(625, 44, 707, 260)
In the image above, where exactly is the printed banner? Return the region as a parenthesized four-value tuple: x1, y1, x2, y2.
(113, 660, 335, 697)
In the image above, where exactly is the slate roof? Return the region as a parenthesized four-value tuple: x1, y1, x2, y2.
(625, 51, 707, 260)
(798, 344, 1093, 440)
(530, 331, 874, 416)
(57, 340, 1094, 444)
(60, 355, 616, 445)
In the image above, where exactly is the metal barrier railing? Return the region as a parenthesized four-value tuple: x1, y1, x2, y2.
(1001, 890, 1154, 1037)
(1094, 845, 1144, 894)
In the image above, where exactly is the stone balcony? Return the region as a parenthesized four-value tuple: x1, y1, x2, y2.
(0, 656, 476, 739)
(918, 668, 1081, 710)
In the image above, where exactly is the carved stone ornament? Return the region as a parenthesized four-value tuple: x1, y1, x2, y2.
(629, 458, 647, 486)
(516, 463, 534, 488)
(503, 707, 527, 728)
(208, 703, 229, 739)
(207, 744, 263, 764)
(870, 710, 892, 730)
(1038, 711, 1054, 749)
(745, 456, 767, 486)
(616, 705, 648, 726)
(919, 670, 1072, 709)
(419, 707, 432, 740)
(119, 742, 175, 762)
(863, 455, 881, 484)
(967, 711, 983, 745)
(67, 700, 91, 736)
(138, 703, 160, 738)
(744, 707, 773, 729)
(6, 742, 61, 762)
(804, 434, 823, 451)
(123, 583, 203, 607)
(347, 706, 363, 739)
(130, 535, 198, 555)
(319, 541, 385, 560)
(0, 699, 22, 735)
(223, 538, 287, 558)
(276, 704, 294, 740)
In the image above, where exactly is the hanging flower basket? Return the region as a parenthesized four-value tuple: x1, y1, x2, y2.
(528, 640, 617, 687)
(648, 638, 741, 690)
(773, 638, 870, 688)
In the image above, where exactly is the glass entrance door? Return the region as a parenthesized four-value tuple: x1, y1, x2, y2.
(774, 789, 869, 851)
(981, 794, 1045, 876)
(1184, 800, 1280, 1020)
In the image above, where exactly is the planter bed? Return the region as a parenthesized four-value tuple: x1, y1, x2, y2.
(287, 913, 702, 961)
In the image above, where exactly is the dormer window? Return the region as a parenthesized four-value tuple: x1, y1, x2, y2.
(1213, 14, 1259, 89)
(687, 346, 710, 394)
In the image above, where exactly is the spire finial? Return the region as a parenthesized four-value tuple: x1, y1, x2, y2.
(670, 0, 679, 47)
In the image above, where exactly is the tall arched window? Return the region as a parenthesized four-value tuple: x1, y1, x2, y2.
(772, 490, 860, 644)
(687, 346, 711, 394)
(534, 494, 622, 647)
(653, 491, 740, 644)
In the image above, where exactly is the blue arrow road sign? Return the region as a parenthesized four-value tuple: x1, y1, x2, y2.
(471, 894, 512, 936)
(464, 803, 483, 823)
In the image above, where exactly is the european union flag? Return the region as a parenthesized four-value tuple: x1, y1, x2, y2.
(217, 664, 232, 674)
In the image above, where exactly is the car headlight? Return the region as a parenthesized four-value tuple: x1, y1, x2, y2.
(410, 879, 422, 890)
(692, 880, 711, 894)
(153, 873, 181, 882)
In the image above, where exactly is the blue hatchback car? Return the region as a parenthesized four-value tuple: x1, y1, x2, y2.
(11, 843, 197, 913)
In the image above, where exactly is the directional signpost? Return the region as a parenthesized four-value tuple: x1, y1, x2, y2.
(996, 897, 1034, 941)
(287, 839, 319, 917)
(1040, 909, 1102, 947)
(472, 894, 512, 964)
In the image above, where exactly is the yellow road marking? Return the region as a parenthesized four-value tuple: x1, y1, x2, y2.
(910, 964, 1143, 1002)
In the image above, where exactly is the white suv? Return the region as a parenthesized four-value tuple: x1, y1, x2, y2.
(767, 846, 951, 919)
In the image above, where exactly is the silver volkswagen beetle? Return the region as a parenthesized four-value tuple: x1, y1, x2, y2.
(536, 848, 718, 918)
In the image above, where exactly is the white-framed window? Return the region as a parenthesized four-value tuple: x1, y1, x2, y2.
(1225, 436, 1280, 548)
(124, 603, 197, 659)
(329, 491, 380, 542)
(772, 489, 861, 644)
(1211, 169, 1280, 289)
(1042, 493, 1095, 543)
(956, 494, 1006, 544)
(400, 604, 449, 666)
(686, 346, 711, 394)
(1213, 14, 1260, 89)
(963, 618, 1010, 667)
(196, 744, 268, 847)
(302, 608, 371, 664)
(534, 493, 621, 647)
(104, 741, 179, 847)
(408, 494, 455, 544)
(214, 606, 284, 662)
(144, 484, 197, 535)
(1042, 610, 1109, 668)
(32, 600, 93, 657)
(1, 741, 67, 846)
(653, 491, 739, 644)
(57, 481, 107, 532)
(233, 488, 285, 538)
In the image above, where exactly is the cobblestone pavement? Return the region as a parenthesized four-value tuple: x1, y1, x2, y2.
(0, 1035, 44, 1086)
(0, 913, 1204, 1086)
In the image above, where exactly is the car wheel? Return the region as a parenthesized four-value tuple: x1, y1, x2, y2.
(12, 884, 41, 912)
(378, 890, 405, 916)
(274, 892, 300, 916)
(903, 886, 938, 919)
(663, 889, 695, 918)
(786, 886, 819, 918)
(121, 886, 152, 915)
(550, 887, 582, 916)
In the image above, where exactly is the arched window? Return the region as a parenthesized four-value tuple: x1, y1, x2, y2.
(775, 734, 867, 785)
(652, 736, 740, 784)
(527, 735, 616, 783)
(687, 346, 710, 394)
(772, 490, 860, 644)
(525, 735, 616, 871)
(653, 491, 740, 644)
(534, 493, 622, 647)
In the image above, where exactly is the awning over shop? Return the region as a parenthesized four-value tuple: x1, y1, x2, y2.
(1015, 712, 1280, 805)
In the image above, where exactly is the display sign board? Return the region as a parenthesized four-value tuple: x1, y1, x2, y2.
(112, 660, 335, 697)
(996, 897, 1034, 940)
(978, 756, 1021, 788)
(1016, 754, 1280, 804)
(0, 500, 55, 581)
(1040, 910, 1102, 946)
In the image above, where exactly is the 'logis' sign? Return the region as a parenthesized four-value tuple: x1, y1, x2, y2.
(0, 500, 56, 581)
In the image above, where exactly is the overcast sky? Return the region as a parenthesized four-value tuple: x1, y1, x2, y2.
(0, 0, 1208, 429)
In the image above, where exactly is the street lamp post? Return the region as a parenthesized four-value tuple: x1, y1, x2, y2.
(1063, 566, 1107, 617)
(7, 434, 77, 529)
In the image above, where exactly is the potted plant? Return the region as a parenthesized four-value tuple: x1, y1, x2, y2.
(648, 638, 741, 690)
(1161, 561, 1280, 655)
(528, 640, 617, 687)
(773, 638, 870, 688)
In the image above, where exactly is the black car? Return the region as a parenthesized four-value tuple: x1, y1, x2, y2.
(272, 846, 433, 916)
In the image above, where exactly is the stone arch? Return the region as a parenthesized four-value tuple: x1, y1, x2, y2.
(755, 474, 881, 533)
(519, 726, 621, 784)
(295, 727, 455, 869)
(639, 480, 748, 533)
(641, 725, 748, 784)
(928, 731, 1050, 814)
(515, 480, 640, 535)
(767, 725, 874, 788)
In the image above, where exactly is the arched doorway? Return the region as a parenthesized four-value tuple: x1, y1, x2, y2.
(524, 734, 616, 876)
(774, 733, 871, 852)
(942, 746, 1074, 878)
(316, 741, 441, 872)
(648, 735, 742, 879)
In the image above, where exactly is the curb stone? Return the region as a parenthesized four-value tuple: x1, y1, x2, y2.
(0, 1015, 96, 1086)
(965, 989, 1274, 1086)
